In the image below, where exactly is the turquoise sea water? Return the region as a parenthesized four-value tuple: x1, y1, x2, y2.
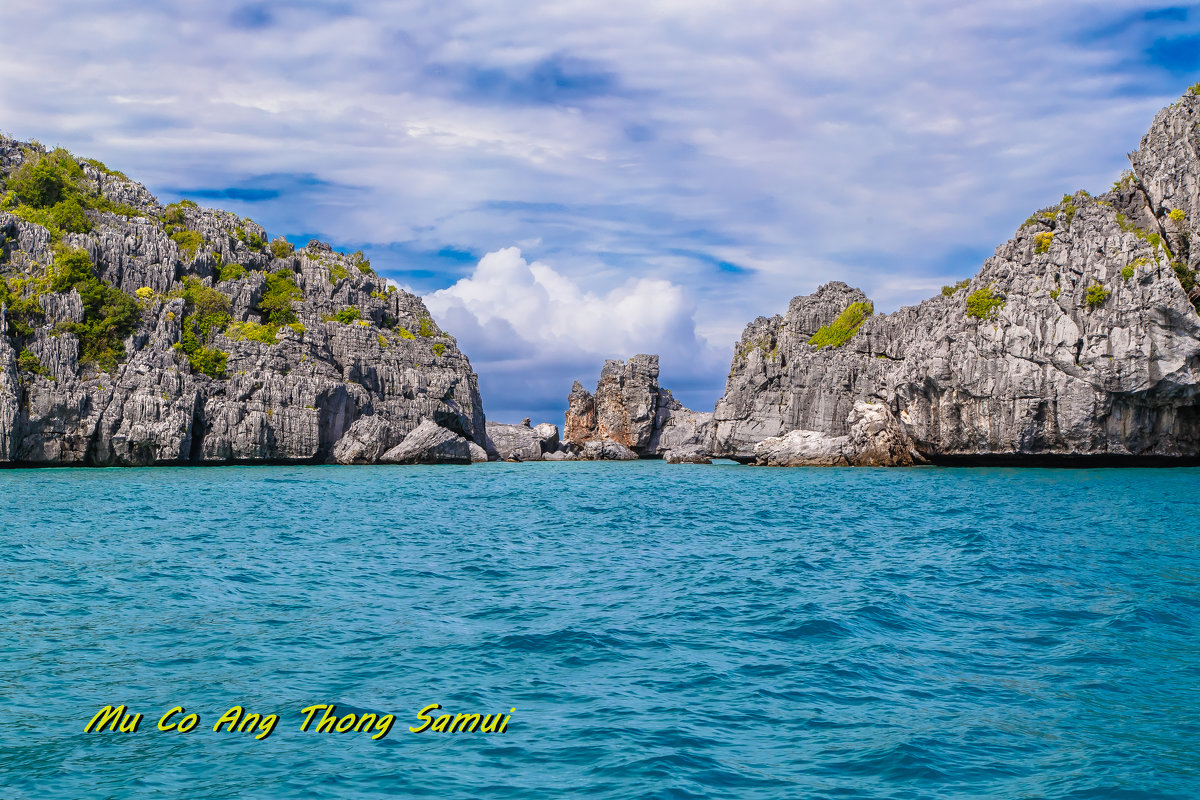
(1, 462, 1198, 799)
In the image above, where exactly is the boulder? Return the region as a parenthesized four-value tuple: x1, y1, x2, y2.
(467, 441, 489, 463)
(380, 420, 472, 464)
(533, 422, 560, 453)
(332, 415, 401, 465)
(579, 438, 638, 461)
(485, 421, 542, 461)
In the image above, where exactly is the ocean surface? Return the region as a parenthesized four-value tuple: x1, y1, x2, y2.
(1, 462, 1198, 799)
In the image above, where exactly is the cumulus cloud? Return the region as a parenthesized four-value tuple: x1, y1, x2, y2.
(425, 247, 725, 421)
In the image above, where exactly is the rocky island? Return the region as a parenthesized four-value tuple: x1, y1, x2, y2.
(554, 90, 1200, 466)
(709, 92, 1200, 466)
(5, 88, 1200, 467)
(0, 137, 485, 465)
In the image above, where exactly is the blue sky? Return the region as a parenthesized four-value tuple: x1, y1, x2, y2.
(2, 1, 1199, 422)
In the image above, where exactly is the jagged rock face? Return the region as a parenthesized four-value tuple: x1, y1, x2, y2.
(579, 439, 638, 461)
(565, 353, 713, 459)
(0, 137, 485, 465)
(715, 95, 1200, 464)
(751, 402, 923, 466)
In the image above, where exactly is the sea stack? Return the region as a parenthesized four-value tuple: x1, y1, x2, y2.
(563, 354, 713, 462)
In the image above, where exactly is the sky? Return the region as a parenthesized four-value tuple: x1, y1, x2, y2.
(2, 1, 1199, 422)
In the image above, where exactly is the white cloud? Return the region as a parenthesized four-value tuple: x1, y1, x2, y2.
(425, 247, 724, 420)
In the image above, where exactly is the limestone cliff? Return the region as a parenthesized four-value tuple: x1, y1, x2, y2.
(564, 354, 712, 461)
(0, 136, 485, 465)
(714, 92, 1200, 465)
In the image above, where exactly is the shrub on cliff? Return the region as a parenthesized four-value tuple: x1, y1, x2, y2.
(323, 307, 362, 324)
(808, 301, 873, 348)
(353, 250, 373, 275)
(1085, 283, 1111, 309)
(941, 279, 969, 296)
(17, 348, 50, 378)
(2, 147, 145, 239)
(269, 236, 294, 259)
(226, 320, 279, 344)
(178, 277, 231, 378)
(217, 261, 246, 282)
(966, 285, 1005, 320)
(258, 268, 302, 325)
(52, 246, 140, 372)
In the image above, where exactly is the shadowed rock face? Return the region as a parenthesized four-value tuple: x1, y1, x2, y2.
(0, 137, 485, 465)
(564, 354, 712, 460)
(715, 94, 1200, 465)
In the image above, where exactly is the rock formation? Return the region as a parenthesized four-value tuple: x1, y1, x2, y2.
(380, 420, 473, 465)
(563, 354, 712, 460)
(0, 136, 485, 465)
(485, 420, 543, 461)
(714, 91, 1200, 465)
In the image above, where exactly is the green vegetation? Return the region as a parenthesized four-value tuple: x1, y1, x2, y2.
(1121, 256, 1149, 282)
(1022, 192, 1088, 230)
(329, 262, 349, 282)
(376, 333, 389, 348)
(1112, 170, 1139, 192)
(170, 229, 204, 258)
(161, 201, 205, 258)
(258, 268, 302, 325)
(177, 277, 231, 377)
(217, 261, 247, 282)
(324, 307, 362, 324)
(1169, 208, 1187, 223)
(431, 343, 446, 357)
(1050, 288, 1060, 300)
(1085, 283, 1111, 309)
(941, 279, 970, 297)
(288, 322, 306, 335)
(1172, 260, 1197, 293)
(1190, 82, 1200, 97)
(226, 320, 279, 343)
(808, 301, 873, 349)
(135, 286, 155, 300)
(50, 246, 141, 372)
(1115, 212, 1164, 250)
(233, 225, 266, 252)
(352, 250, 373, 275)
(0, 271, 48, 337)
(161, 199, 197, 227)
(966, 285, 1006, 320)
(17, 349, 50, 378)
(4, 148, 87, 225)
(396, 327, 415, 340)
(269, 236, 295, 259)
(417, 316, 437, 337)
(1034, 231, 1054, 254)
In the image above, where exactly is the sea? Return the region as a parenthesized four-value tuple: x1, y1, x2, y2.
(1, 461, 1197, 799)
